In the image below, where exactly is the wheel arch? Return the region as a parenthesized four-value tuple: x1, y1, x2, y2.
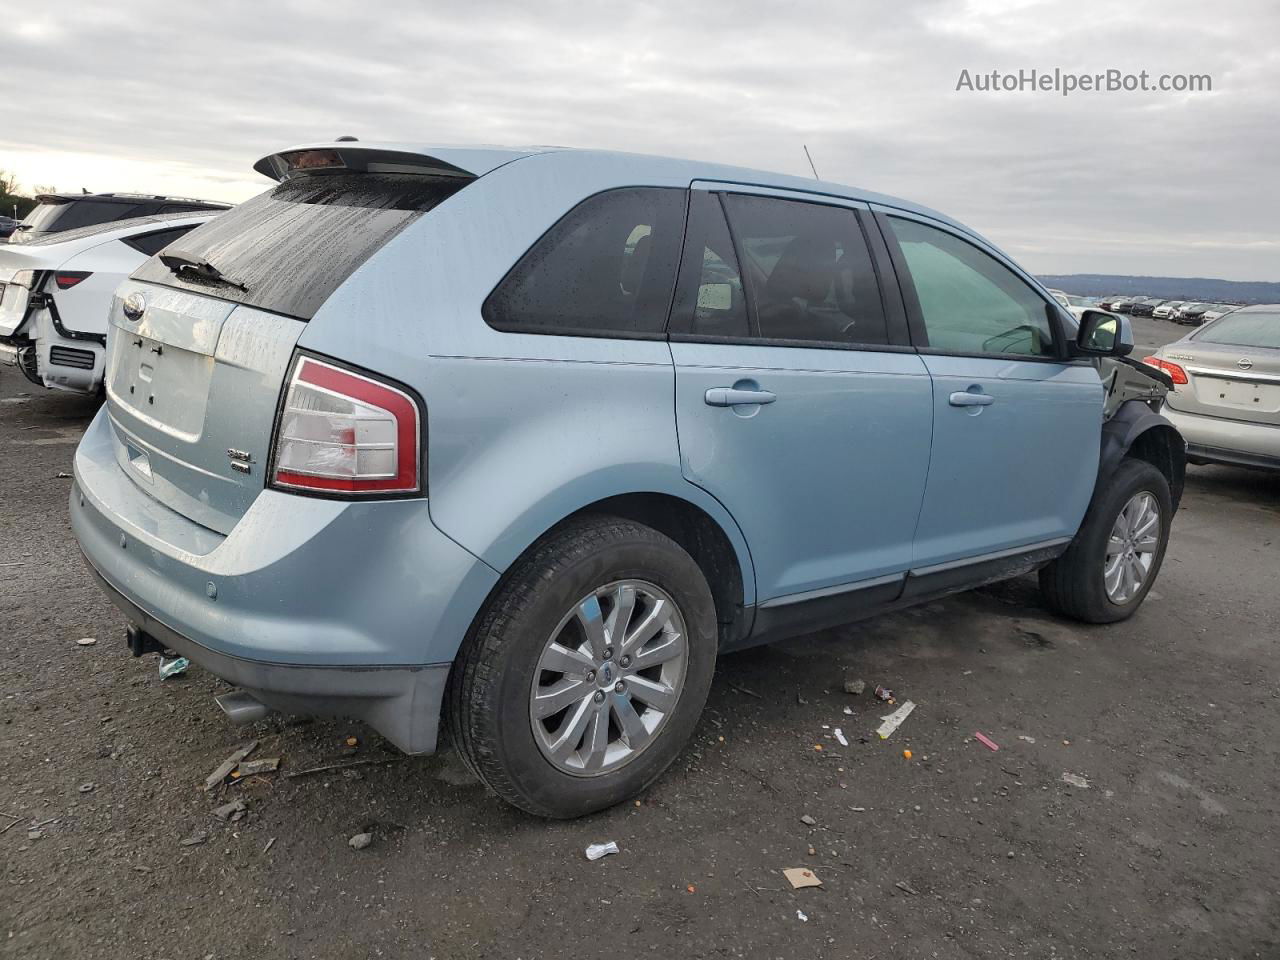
(1098, 400, 1186, 510)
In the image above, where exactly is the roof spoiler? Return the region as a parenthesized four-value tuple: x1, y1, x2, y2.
(252, 142, 540, 182)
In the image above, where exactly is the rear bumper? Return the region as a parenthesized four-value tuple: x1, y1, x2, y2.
(1163, 406, 1280, 470)
(70, 407, 501, 752)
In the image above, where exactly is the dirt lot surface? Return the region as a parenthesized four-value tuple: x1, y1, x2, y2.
(2, 317, 1278, 959)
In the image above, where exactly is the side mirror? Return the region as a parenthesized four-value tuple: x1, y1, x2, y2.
(1074, 309, 1133, 357)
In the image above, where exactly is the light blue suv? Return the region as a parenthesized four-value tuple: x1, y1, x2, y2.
(71, 142, 1184, 817)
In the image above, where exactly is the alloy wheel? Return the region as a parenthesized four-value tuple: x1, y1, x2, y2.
(1104, 491, 1161, 604)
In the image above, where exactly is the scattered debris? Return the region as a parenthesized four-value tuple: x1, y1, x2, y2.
(851, 806, 866, 812)
(75, 637, 97, 647)
(833, 728, 849, 747)
(0, 813, 21, 835)
(876, 701, 915, 739)
(345, 736, 359, 748)
(56, 471, 72, 479)
(902, 750, 913, 760)
(974, 732, 1000, 752)
(1062, 772, 1091, 789)
(843, 678, 866, 696)
(132, 865, 152, 874)
(284, 757, 403, 779)
(729, 682, 764, 700)
(874, 685, 894, 702)
(842, 706, 853, 715)
(77, 782, 96, 794)
(263, 837, 277, 854)
(686, 884, 696, 894)
(212, 799, 247, 822)
(28, 830, 43, 840)
(813, 744, 823, 751)
(585, 841, 620, 861)
(784, 867, 822, 889)
(180, 829, 209, 847)
(236, 758, 280, 776)
(158, 656, 190, 679)
(799, 814, 817, 826)
(204, 741, 259, 791)
(895, 880, 919, 896)
(1017, 735, 1036, 744)
(348, 832, 373, 850)
(796, 909, 808, 922)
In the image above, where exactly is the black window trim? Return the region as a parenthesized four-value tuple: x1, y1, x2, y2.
(870, 207, 1086, 366)
(480, 185, 690, 343)
(666, 186, 914, 354)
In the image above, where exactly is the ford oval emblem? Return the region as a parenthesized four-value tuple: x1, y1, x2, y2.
(122, 292, 146, 322)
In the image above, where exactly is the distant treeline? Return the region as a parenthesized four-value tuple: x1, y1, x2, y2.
(1040, 274, 1280, 305)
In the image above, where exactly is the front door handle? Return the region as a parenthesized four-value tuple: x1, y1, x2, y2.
(949, 391, 994, 407)
(705, 387, 777, 407)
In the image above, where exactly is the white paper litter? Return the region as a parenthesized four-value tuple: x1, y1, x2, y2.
(1061, 772, 1090, 789)
(796, 909, 808, 922)
(876, 700, 915, 739)
(585, 841, 620, 861)
(833, 728, 849, 747)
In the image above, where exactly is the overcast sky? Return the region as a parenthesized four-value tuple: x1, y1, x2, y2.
(2, 0, 1276, 280)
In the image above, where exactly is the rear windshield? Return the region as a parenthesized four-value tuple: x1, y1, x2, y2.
(130, 173, 467, 320)
(1194, 311, 1280, 349)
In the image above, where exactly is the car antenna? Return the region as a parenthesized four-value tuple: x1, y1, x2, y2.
(803, 145, 820, 180)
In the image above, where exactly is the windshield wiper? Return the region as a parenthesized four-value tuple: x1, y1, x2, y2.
(159, 250, 249, 292)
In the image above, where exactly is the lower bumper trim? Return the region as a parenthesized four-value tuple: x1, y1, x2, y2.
(82, 551, 449, 755)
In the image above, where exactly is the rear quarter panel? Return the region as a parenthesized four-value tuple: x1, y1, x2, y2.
(297, 153, 757, 603)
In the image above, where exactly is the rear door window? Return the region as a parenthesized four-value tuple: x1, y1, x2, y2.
(54, 199, 134, 231)
(483, 187, 686, 337)
(131, 174, 466, 320)
(122, 225, 200, 258)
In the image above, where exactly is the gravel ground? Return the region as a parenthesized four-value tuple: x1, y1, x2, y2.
(2, 317, 1278, 959)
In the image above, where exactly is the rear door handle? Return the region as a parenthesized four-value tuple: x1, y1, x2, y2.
(705, 387, 777, 407)
(949, 391, 994, 407)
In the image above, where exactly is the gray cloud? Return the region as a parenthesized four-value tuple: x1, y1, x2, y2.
(2, 0, 1276, 279)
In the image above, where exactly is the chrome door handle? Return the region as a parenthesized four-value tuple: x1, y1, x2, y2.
(705, 387, 777, 407)
(949, 391, 994, 407)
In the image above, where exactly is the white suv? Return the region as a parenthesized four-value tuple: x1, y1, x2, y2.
(0, 212, 221, 395)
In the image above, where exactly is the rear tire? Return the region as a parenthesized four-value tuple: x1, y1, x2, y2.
(1039, 458, 1172, 624)
(446, 515, 717, 818)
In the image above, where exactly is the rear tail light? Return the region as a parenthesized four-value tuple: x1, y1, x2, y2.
(270, 356, 421, 496)
(54, 271, 91, 289)
(1141, 356, 1188, 385)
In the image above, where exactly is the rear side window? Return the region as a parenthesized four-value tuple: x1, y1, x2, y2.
(54, 199, 137, 231)
(722, 194, 888, 346)
(669, 192, 750, 338)
(131, 174, 466, 320)
(483, 188, 686, 337)
(122, 226, 199, 258)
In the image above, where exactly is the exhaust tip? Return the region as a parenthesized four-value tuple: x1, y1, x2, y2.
(214, 690, 272, 726)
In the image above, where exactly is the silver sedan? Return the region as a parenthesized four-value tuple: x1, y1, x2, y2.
(1144, 304, 1280, 470)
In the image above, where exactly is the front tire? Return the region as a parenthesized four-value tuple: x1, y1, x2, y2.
(1039, 458, 1172, 624)
(446, 515, 717, 818)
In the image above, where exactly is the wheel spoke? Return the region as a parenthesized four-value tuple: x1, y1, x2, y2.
(622, 597, 670, 654)
(1104, 558, 1125, 596)
(581, 704, 611, 772)
(611, 694, 651, 749)
(630, 631, 685, 671)
(575, 595, 608, 660)
(548, 697, 595, 761)
(1106, 534, 1126, 558)
(605, 584, 636, 649)
(1134, 534, 1159, 554)
(532, 677, 591, 719)
(539, 641, 594, 678)
(625, 675, 679, 714)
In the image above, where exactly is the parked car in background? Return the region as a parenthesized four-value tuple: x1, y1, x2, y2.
(1146, 305, 1280, 470)
(70, 141, 1182, 818)
(1154, 301, 1185, 319)
(1202, 304, 1238, 322)
(0, 216, 20, 240)
(0, 212, 221, 394)
(1130, 299, 1166, 317)
(1178, 303, 1214, 325)
(1098, 296, 1125, 310)
(1111, 298, 1140, 313)
(8, 192, 231, 244)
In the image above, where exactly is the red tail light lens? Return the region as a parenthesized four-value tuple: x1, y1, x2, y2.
(1141, 356, 1188, 385)
(54, 271, 92, 289)
(271, 356, 421, 495)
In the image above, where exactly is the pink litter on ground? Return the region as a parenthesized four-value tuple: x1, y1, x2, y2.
(974, 732, 1000, 751)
